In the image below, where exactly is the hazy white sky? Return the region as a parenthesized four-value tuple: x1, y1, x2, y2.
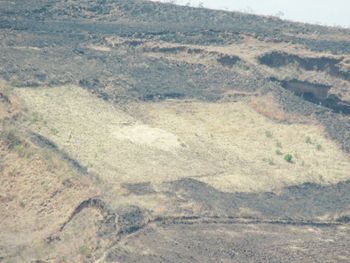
(152, 0, 350, 28)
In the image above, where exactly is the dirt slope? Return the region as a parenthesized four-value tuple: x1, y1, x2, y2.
(0, 1, 350, 262)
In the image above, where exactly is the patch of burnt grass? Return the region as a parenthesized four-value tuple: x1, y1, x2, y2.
(217, 55, 241, 68)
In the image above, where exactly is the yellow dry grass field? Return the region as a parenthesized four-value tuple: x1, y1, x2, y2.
(15, 85, 350, 194)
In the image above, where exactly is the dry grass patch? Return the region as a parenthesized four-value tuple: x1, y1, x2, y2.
(0, 83, 98, 262)
(132, 100, 350, 192)
(15, 85, 350, 194)
(249, 93, 308, 123)
(15, 86, 208, 185)
(0, 81, 22, 120)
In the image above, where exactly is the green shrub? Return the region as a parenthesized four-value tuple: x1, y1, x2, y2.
(284, 153, 293, 163)
(316, 144, 322, 151)
(19, 200, 26, 208)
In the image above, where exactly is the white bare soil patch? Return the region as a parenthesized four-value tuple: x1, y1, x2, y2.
(86, 45, 112, 52)
(15, 86, 350, 193)
(112, 125, 181, 151)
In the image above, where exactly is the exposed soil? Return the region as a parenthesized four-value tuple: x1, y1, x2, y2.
(270, 78, 350, 114)
(259, 51, 349, 82)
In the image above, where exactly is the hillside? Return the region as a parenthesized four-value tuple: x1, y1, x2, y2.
(0, 0, 350, 262)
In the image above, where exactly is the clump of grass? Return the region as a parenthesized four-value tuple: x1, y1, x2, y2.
(14, 144, 26, 155)
(284, 153, 293, 163)
(79, 245, 91, 256)
(316, 144, 322, 151)
(31, 112, 40, 123)
(0, 129, 33, 158)
(305, 136, 312, 144)
(50, 127, 59, 135)
(265, 130, 273, 138)
(19, 200, 26, 208)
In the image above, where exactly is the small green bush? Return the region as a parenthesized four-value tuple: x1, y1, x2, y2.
(19, 200, 26, 208)
(284, 153, 293, 163)
(316, 144, 322, 151)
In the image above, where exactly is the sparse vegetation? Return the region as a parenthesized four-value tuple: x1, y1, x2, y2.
(305, 136, 312, 144)
(1, 1, 350, 262)
(265, 130, 273, 138)
(284, 153, 293, 163)
(50, 127, 59, 135)
(19, 200, 26, 208)
(31, 112, 40, 123)
(79, 245, 91, 256)
(263, 157, 275, 165)
(268, 158, 275, 165)
(0, 129, 22, 149)
(305, 136, 323, 151)
(0, 129, 33, 158)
